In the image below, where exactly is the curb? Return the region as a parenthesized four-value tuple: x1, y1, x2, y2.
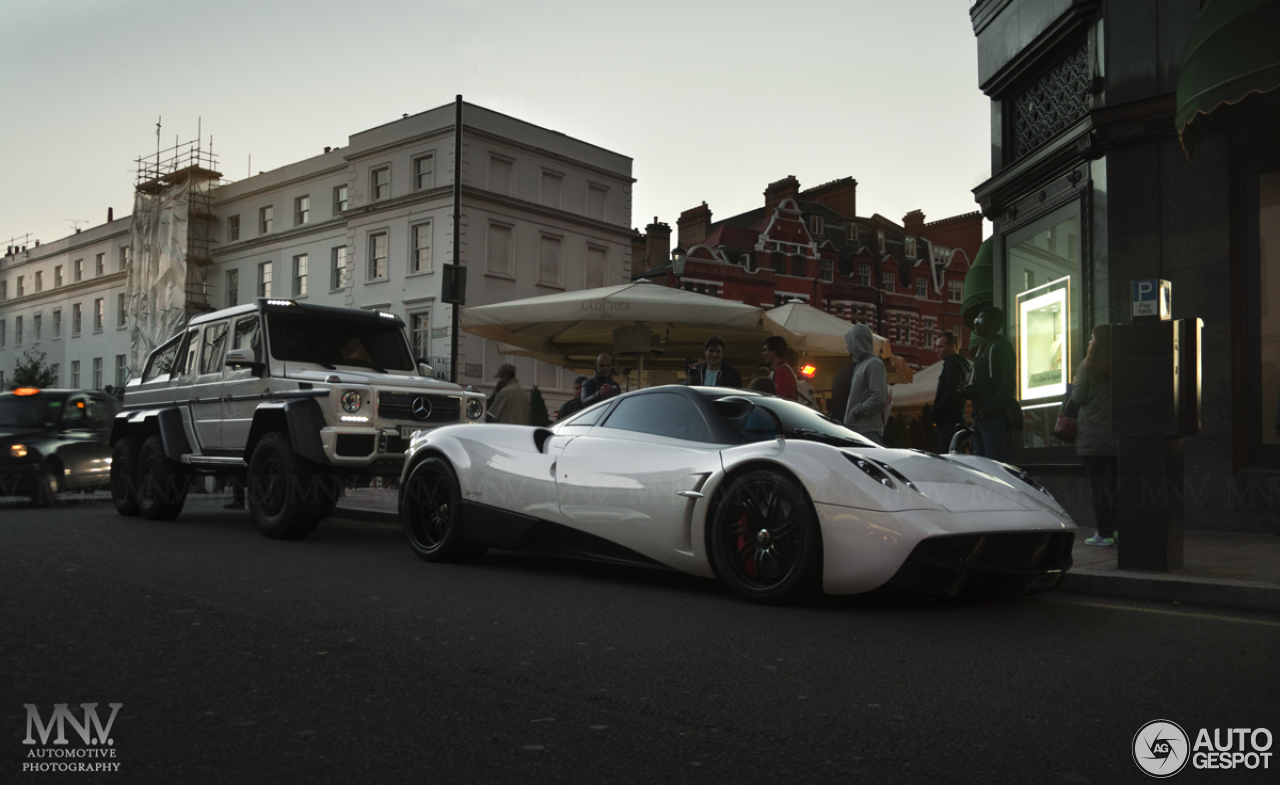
(1060, 569, 1280, 614)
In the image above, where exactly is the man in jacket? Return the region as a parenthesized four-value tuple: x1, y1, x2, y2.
(580, 354, 621, 407)
(761, 336, 798, 401)
(842, 324, 888, 444)
(686, 336, 743, 388)
(931, 330, 973, 454)
(961, 306, 1017, 461)
(556, 376, 588, 420)
(489, 363, 530, 424)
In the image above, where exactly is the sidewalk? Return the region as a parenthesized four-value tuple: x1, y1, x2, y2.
(332, 488, 1280, 614)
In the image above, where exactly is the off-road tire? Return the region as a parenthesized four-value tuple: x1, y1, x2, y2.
(110, 437, 141, 516)
(135, 434, 190, 521)
(247, 431, 327, 540)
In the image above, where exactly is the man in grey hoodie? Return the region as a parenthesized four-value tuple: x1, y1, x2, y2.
(842, 324, 888, 444)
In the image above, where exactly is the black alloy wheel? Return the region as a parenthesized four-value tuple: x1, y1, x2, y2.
(135, 434, 189, 521)
(709, 470, 822, 604)
(402, 456, 486, 563)
(110, 437, 140, 516)
(247, 431, 324, 540)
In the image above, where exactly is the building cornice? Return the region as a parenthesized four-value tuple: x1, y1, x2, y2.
(0, 270, 127, 311)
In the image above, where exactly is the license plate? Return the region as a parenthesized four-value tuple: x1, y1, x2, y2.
(399, 426, 428, 439)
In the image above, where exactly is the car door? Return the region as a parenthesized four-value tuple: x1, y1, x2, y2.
(191, 320, 229, 450)
(554, 391, 724, 565)
(57, 394, 105, 488)
(167, 326, 202, 450)
(222, 314, 265, 451)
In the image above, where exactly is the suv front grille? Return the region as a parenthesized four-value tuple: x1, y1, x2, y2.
(377, 392, 461, 424)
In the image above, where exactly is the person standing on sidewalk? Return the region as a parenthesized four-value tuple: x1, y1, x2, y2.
(761, 336, 798, 401)
(842, 324, 888, 445)
(961, 306, 1017, 461)
(686, 336, 743, 388)
(931, 330, 972, 454)
(1074, 325, 1119, 546)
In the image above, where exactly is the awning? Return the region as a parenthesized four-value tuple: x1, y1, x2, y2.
(1175, 0, 1280, 159)
(961, 237, 993, 328)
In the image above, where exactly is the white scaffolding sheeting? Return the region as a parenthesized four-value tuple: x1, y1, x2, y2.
(127, 177, 191, 372)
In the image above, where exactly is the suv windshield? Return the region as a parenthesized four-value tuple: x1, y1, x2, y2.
(267, 312, 415, 372)
(0, 395, 66, 429)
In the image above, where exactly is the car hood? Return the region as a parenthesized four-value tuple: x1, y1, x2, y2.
(0, 427, 50, 444)
(841, 450, 1056, 514)
(281, 365, 465, 391)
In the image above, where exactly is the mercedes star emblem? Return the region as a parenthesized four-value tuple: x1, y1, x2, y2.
(411, 397, 432, 420)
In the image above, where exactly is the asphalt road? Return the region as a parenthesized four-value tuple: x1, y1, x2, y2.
(2, 494, 1278, 784)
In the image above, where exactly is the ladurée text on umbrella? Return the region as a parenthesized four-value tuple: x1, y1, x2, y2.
(580, 301, 632, 311)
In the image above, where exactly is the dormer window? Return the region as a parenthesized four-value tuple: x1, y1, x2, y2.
(809, 216, 824, 236)
(877, 229, 886, 254)
(905, 236, 917, 257)
(847, 224, 857, 242)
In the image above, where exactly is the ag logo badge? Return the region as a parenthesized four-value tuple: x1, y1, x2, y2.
(1133, 719, 1190, 777)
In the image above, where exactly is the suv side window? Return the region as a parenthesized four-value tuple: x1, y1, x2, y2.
(199, 321, 230, 376)
(601, 392, 713, 443)
(142, 335, 183, 382)
(172, 328, 200, 378)
(232, 315, 262, 360)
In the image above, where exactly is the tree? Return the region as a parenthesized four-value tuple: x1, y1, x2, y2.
(528, 385, 551, 427)
(6, 348, 59, 390)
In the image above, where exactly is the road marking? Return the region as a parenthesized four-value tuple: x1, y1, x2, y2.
(1043, 596, 1280, 628)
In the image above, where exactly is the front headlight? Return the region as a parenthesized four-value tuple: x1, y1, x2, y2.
(10, 444, 28, 458)
(341, 390, 363, 413)
(466, 398, 484, 421)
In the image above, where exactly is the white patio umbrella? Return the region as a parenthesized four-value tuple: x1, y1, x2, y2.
(461, 282, 801, 383)
(886, 360, 944, 410)
(763, 302, 914, 385)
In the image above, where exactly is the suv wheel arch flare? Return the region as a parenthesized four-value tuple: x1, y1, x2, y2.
(244, 399, 329, 465)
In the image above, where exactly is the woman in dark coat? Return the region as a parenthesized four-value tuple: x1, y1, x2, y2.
(1074, 325, 1119, 546)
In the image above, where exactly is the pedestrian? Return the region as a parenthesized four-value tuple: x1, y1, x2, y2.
(686, 336, 743, 388)
(761, 336, 798, 401)
(784, 348, 817, 408)
(557, 376, 589, 420)
(488, 363, 530, 424)
(842, 323, 888, 444)
(961, 306, 1017, 461)
(580, 353, 621, 407)
(931, 329, 973, 453)
(1075, 325, 1119, 546)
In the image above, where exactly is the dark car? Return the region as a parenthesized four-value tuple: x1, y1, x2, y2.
(0, 387, 121, 505)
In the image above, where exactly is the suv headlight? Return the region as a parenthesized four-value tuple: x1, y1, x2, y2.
(341, 390, 363, 413)
(466, 398, 484, 421)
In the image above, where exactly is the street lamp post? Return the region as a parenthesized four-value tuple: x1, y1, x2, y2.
(671, 246, 687, 289)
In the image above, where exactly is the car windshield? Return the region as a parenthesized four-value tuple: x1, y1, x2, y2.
(0, 395, 66, 429)
(267, 312, 415, 372)
(732, 395, 880, 448)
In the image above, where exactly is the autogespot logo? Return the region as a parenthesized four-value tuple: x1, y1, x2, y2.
(1133, 719, 1190, 778)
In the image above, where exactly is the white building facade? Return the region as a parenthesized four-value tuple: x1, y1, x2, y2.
(0, 101, 635, 407)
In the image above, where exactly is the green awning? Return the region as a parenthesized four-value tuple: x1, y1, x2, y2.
(1176, 0, 1280, 160)
(961, 238, 993, 328)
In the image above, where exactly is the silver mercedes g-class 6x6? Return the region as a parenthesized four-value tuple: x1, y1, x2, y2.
(109, 298, 486, 539)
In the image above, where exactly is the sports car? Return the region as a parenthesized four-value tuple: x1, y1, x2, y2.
(398, 385, 1077, 604)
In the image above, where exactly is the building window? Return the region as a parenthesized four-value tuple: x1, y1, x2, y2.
(115, 354, 128, 387)
(949, 279, 963, 303)
(96, 253, 105, 276)
(15, 315, 22, 345)
(72, 303, 82, 336)
(585, 245, 607, 289)
(538, 235, 562, 286)
(333, 185, 348, 214)
(877, 230, 885, 254)
(791, 255, 806, 277)
(92, 357, 102, 390)
(34, 270, 43, 292)
(923, 317, 936, 348)
(0, 281, 6, 300)
(94, 298, 104, 332)
(848, 224, 857, 242)
(882, 272, 895, 293)
(410, 312, 430, 360)
(259, 206, 273, 235)
(905, 237, 917, 258)
(916, 277, 927, 297)
(16, 276, 24, 297)
(488, 156, 513, 197)
(0, 319, 5, 347)
(34, 314, 45, 344)
(331, 246, 348, 291)
(52, 308, 61, 339)
(226, 270, 239, 307)
(54, 265, 63, 287)
(414, 155, 434, 191)
(368, 233, 388, 280)
(292, 254, 308, 296)
(74, 259, 83, 282)
(258, 262, 272, 298)
(410, 222, 432, 274)
(587, 184, 608, 221)
(371, 166, 390, 201)
(486, 222, 513, 277)
(70, 360, 80, 388)
(119, 246, 130, 271)
(820, 258, 833, 283)
(227, 215, 240, 242)
(810, 216, 824, 236)
(541, 170, 563, 208)
(117, 293, 127, 327)
(294, 195, 310, 226)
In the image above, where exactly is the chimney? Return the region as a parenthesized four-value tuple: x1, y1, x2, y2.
(764, 176, 801, 214)
(324, 146, 331, 153)
(107, 207, 114, 222)
(803, 177, 858, 219)
(903, 210, 926, 235)
(677, 202, 712, 249)
(644, 216, 672, 270)
(631, 229, 647, 275)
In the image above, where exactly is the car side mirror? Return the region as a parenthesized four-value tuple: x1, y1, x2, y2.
(226, 348, 265, 377)
(418, 362, 434, 378)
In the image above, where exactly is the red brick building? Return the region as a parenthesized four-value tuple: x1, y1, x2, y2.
(633, 176, 983, 369)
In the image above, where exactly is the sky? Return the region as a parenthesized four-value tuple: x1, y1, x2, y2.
(0, 0, 991, 249)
